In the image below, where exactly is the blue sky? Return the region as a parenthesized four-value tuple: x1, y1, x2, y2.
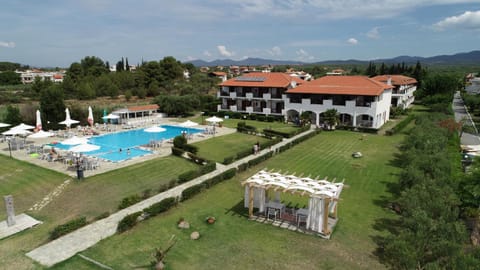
(1, 0, 479, 67)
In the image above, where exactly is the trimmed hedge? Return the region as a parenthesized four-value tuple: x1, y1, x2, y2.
(143, 197, 177, 218)
(237, 162, 249, 172)
(50, 217, 88, 240)
(222, 155, 235, 165)
(221, 168, 237, 180)
(118, 194, 142, 210)
(386, 114, 415, 136)
(178, 170, 200, 184)
(199, 161, 216, 174)
(117, 211, 142, 233)
(181, 184, 205, 201)
(187, 152, 207, 165)
(171, 147, 185, 156)
(237, 121, 257, 134)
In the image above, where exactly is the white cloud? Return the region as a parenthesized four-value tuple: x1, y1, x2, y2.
(347, 38, 358, 45)
(296, 49, 315, 61)
(433, 10, 480, 30)
(203, 50, 212, 57)
(267, 46, 282, 56)
(367, 27, 380, 39)
(217, 45, 234, 57)
(0, 41, 16, 48)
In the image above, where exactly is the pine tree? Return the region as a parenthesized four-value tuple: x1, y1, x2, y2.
(125, 57, 130, 71)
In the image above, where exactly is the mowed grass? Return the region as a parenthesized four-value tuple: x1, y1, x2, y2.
(192, 133, 271, 163)
(0, 155, 198, 269)
(53, 130, 403, 270)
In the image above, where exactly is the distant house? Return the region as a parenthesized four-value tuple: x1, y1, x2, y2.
(371, 75, 417, 108)
(209, 71, 228, 82)
(17, 69, 65, 84)
(326, 69, 346, 76)
(200, 66, 210, 73)
(218, 72, 304, 116)
(285, 76, 393, 129)
(286, 71, 313, 81)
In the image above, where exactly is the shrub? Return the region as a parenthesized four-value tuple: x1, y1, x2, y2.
(173, 135, 187, 148)
(236, 148, 253, 159)
(386, 114, 415, 136)
(257, 115, 266, 122)
(187, 152, 206, 164)
(237, 162, 249, 172)
(205, 175, 222, 188)
(183, 144, 198, 154)
(143, 197, 177, 217)
(94, 212, 110, 221)
(266, 116, 275, 122)
(142, 189, 152, 199)
(222, 155, 235, 165)
(262, 129, 291, 138)
(221, 168, 237, 180)
(168, 179, 177, 189)
(171, 147, 185, 156)
(158, 183, 168, 193)
(117, 211, 142, 233)
(199, 161, 216, 174)
(181, 184, 205, 201)
(118, 194, 142, 210)
(178, 170, 199, 183)
(50, 217, 88, 240)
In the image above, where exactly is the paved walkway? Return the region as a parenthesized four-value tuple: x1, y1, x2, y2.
(26, 129, 316, 267)
(452, 91, 480, 146)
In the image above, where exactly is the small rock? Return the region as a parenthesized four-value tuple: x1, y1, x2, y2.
(178, 221, 190, 229)
(190, 231, 200, 240)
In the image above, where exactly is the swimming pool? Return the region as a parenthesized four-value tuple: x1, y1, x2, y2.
(56, 125, 203, 162)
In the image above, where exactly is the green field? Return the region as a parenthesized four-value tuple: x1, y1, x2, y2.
(51, 130, 403, 269)
(0, 155, 198, 269)
(192, 132, 271, 163)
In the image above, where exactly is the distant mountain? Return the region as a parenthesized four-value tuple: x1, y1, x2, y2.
(187, 57, 305, 67)
(187, 50, 480, 67)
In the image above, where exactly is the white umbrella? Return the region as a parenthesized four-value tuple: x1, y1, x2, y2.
(61, 136, 89, 145)
(87, 106, 94, 127)
(2, 128, 32, 136)
(144, 126, 167, 133)
(206, 116, 223, 123)
(102, 113, 120, 120)
(27, 130, 55, 139)
(69, 143, 100, 153)
(36, 110, 42, 131)
(11, 123, 35, 130)
(59, 108, 80, 128)
(178, 120, 199, 127)
(0, 122, 11, 128)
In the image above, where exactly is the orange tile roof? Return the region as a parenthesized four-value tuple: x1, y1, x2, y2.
(127, 104, 159, 112)
(286, 76, 392, 96)
(53, 74, 63, 79)
(371, 75, 417, 85)
(220, 72, 303, 88)
(211, 71, 227, 76)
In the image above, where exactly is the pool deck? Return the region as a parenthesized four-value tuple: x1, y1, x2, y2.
(0, 118, 236, 178)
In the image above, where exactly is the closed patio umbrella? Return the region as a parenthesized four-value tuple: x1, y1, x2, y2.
(87, 106, 94, 127)
(36, 110, 42, 131)
(59, 108, 80, 128)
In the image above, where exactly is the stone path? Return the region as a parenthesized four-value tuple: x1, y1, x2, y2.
(29, 179, 71, 212)
(26, 129, 316, 267)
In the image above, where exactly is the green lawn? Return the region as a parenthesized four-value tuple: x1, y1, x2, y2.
(0, 155, 199, 269)
(172, 114, 299, 133)
(192, 133, 271, 163)
(52, 130, 403, 269)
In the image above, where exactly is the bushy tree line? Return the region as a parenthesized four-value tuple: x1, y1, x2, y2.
(380, 114, 480, 269)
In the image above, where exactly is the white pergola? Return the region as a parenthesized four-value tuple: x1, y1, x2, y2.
(242, 170, 344, 236)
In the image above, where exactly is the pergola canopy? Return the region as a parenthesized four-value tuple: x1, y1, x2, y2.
(242, 170, 344, 199)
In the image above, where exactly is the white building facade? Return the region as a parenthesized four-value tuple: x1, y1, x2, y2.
(372, 75, 417, 109)
(217, 72, 304, 116)
(284, 76, 393, 129)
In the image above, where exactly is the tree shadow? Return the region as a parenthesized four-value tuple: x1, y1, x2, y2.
(224, 199, 249, 218)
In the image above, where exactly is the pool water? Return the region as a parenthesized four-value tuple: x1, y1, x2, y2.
(55, 125, 202, 162)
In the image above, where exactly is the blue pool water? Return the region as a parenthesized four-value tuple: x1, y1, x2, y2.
(55, 125, 203, 162)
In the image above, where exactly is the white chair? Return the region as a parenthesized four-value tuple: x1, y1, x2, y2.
(267, 208, 278, 221)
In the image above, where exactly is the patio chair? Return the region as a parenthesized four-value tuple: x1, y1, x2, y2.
(267, 208, 278, 221)
(297, 214, 307, 228)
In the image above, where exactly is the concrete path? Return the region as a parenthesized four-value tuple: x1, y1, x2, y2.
(452, 91, 480, 146)
(26, 129, 315, 267)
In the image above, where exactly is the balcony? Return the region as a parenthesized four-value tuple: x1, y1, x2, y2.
(230, 92, 237, 98)
(263, 108, 271, 114)
(246, 93, 253, 99)
(246, 106, 253, 113)
(253, 107, 263, 112)
(263, 93, 271, 99)
(229, 105, 237, 111)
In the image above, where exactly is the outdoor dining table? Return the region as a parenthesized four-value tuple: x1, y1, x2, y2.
(295, 208, 309, 221)
(265, 201, 285, 217)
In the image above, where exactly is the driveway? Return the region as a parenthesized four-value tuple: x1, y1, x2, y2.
(453, 91, 480, 146)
